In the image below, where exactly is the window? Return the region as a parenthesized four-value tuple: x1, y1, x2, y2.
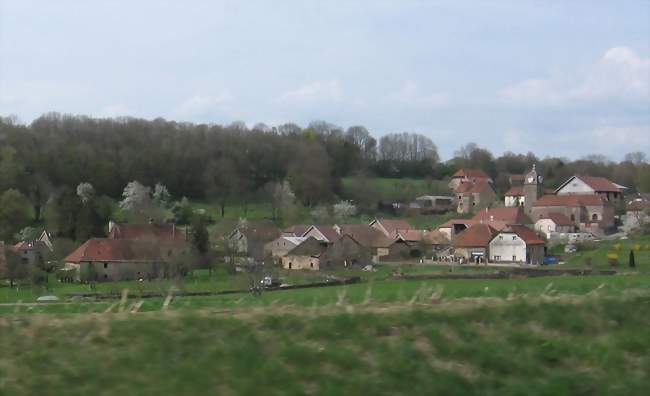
(499, 235, 503, 240)
(592, 213, 598, 221)
(310, 262, 313, 268)
(512, 236, 516, 240)
(512, 255, 517, 261)
(104, 262, 108, 269)
(570, 214, 575, 221)
(494, 255, 501, 261)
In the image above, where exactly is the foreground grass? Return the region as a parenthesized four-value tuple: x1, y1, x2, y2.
(1, 290, 648, 396)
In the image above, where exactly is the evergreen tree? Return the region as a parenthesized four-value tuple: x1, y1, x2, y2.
(629, 250, 636, 268)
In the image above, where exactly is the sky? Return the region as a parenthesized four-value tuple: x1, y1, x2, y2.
(1, 0, 649, 160)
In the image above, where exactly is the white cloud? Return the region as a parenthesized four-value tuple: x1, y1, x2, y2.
(387, 80, 448, 106)
(173, 91, 233, 118)
(501, 46, 650, 106)
(279, 79, 342, 102)
(591, 125, 650, 146)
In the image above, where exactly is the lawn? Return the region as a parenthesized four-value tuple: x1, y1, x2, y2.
(561, 234, 650, 272)
(1, 288, 648, 395)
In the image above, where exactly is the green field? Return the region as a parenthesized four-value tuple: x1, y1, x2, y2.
(1, 284, 648, 395)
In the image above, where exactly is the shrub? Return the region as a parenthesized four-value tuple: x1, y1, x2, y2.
(607, 253, 619, 266)
(612, 243, 623, 252)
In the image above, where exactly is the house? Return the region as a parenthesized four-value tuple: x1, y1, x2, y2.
(12, 240, 50, 267)
(453, 223, 498, 263)
(335, 223, 393, 261)
(369, 218, 413, 238)
(412, 195, 456, 214)
(455, 181, 497, 214)
(448, 169, 493, 190)
(301, 225, 341, 243)
(534, 213, 576, 239)
(488, 225, 545, 264)
(64, 239, 179, 281)
(624, 193, 650, 231)
(555, 175, 627, 204)
(264, 236, 307, 260)
(227, 224, 282, 260)
(281, 237, 328, 270)
(531, 194, 614, 233)
(437, 219, 476, 241)
(320, 235, 371, 269)
(504, 186, 524, 207)
(395, 229, 449, 256)
(380, 238, 416, 261)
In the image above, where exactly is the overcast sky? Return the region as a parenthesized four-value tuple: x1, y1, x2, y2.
(1, 0, 648, 160)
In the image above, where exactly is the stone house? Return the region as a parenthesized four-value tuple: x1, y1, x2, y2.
(534, 213, 576, 239)
(437, 219, 476, 242)
(448, 169, 493, 190)
(488, 225, 545, 264)
(281, 237, 328, 270)
(455, 181, 497, 214)
(108, 221, 186, 242)
(64, 239, 184, 281)
(453, 223, 498, 263)
(320, 235, 371, 269)
(412, 195, 456, 214)
(531, 194, 614, 232)
(555, 175, 627, 204)
(335, 223, 393, 261)
(301, 225, 341, 243)
(264, 236, 307, 261)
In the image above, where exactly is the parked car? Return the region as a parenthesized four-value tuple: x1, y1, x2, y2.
(260, 276, 282, 288)
(564, 244, 577, 253)
(542, 256, 558, 265)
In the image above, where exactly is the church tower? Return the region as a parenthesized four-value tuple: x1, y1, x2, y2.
(523, 164, 543, 214)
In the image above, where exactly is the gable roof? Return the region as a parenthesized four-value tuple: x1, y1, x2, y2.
(438, 219, 477, 229)
(337, 224, 393, 248)
(537, 213, 574, 226)
(108, 222, 186, 242)
(497, 225, 546, 245)
(369, 218, 413, 237)
(556, 175, 624, 194)
(451, 169, 491, 180)
(283, 225, 311, 237)
(533, 194, 606, 207)
(472, 207, 532, 225)
(505, 186, 524, 197)
(454, 180, 494, 195)
(303, 225, 341, 243)
(238, 224, 282, 241)
(454, 224, 498, 248)
(64, 239, 164, 263)
(286, 236, 328, 257)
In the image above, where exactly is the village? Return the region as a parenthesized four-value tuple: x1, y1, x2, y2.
(2, 165, 647, 285)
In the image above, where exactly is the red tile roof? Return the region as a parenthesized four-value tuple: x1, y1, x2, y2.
(472, 207, 532, 225)
(64, 239, 165, 263)
(337, 224, 393, 248)
(533, 194, 606, 207)
(454, 224, 498, 248)
(370, 218, 413, 237)
(397, 229, 449, 245)
(538, 213, 574, 226)
(506, 225, 546, 245)
(505, 186, 524, 196)
(578, 176, 622, 193)
(438, 219, 477, 229)
(452, 169, 491, 180)
(108, 222, 186, 242)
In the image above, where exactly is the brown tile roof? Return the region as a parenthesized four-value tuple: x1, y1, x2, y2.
(238, 224, 282, 242)
(64, 239, 165, 263)
(454, 181, 493, 194)
(578, 176, 622, 193)
(438, 219, 477, 229)
(108, 222, 186, 242)
(505, 186, 524, 196)
(454, 224, 498, 248)
(472, 207, 532, 225)
(371, 218, 413, 237)
(533, 194, 606, 207)
(504, 225, 546, 245)
(452, 169, 491, 180)
(307, 225, 341, 243)
(538, 213, 574, 226)
(337, 224, 393, 248)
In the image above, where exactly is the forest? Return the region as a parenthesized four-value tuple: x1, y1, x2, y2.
(0, 112, 649, 244)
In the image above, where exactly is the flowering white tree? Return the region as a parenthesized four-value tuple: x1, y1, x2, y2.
(266, 180, 295, 219)
(333, 200, 357, 220)
(119, 181, 152, 211)
(311, 206, 330, 223)
(76, 182, 95, 204)
(153, 182, 171, 206)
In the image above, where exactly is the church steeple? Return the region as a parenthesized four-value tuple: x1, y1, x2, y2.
(523, 164, 543, 214)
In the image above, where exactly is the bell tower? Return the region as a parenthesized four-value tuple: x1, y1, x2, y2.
(523, 164, 543, 214)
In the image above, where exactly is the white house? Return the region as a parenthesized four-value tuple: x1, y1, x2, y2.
(534, 213, 576, 239)
(555, 175, 627, 204)
(488, 225, 545, 265)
